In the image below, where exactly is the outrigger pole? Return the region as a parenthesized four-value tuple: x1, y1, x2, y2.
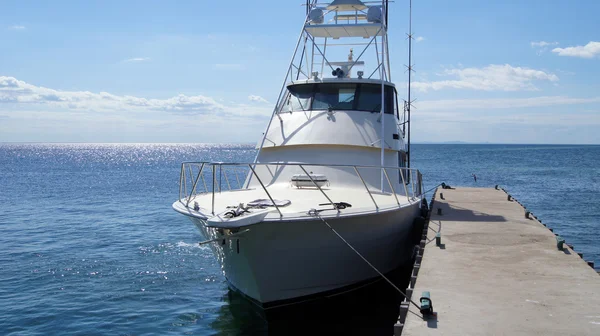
(406, 0, 413, 169)
(380, 0, 387, 192)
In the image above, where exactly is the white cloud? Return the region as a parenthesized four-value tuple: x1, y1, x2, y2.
(248, 95, 269, 104)
(552, 41, 600, 59)
(0, 76, 268, 117)
(415, 36, 425, 42)
(531, 41, 558, 48)
(418, 96, 600, 111)
(530, 41, 559, 55)
(8, 25, 26, 30)
(412, 64, 558, 92)
(122, 57, 150, 63)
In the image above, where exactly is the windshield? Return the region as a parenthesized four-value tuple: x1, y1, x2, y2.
(285, 84, 312, 112)
(285, 83, 395, 114)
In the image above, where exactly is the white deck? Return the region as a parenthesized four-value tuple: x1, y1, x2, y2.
(177, 183, 418, 221)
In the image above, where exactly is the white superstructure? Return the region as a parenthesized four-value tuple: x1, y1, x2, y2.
(173, 0, 424, 308)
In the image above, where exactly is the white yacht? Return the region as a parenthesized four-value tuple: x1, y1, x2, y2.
(173, 0, 425, 309)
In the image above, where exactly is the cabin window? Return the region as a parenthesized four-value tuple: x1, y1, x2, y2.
(338, 88, 356, 108)
(394, 88, 400, 120)
(287, 84, 313, 112)
(385, 86, 395, 116)
(313, 83, 357, 110)
(284, 83, 395, 113)
(355, 84, 382, 112)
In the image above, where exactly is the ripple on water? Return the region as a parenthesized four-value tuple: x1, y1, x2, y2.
(0, 143, 598, 334)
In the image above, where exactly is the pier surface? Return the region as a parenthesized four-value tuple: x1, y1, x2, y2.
(400, 187, 600, 335)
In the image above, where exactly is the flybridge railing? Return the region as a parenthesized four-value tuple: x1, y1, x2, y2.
(178, 162, 423, 217)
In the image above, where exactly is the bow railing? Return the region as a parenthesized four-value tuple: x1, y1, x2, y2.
(178, 162, 423, 217)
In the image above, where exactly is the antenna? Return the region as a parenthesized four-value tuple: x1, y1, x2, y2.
(406, 0, 413, 169)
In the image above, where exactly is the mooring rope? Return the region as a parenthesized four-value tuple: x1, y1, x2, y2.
(308, 209, 422, 310)
(422, 182, 443, 197)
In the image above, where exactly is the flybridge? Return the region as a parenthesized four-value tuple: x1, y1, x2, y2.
(305, 0, 385, 39)
(288, 0, 392, 82)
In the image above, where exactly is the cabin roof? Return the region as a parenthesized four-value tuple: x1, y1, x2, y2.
(288, 77, 396, 87)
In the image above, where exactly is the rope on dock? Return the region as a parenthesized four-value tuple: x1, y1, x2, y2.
(308, 209, 422, 310)
(422, 182, 443, 198)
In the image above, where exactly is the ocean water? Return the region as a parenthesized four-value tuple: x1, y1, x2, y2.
(0, 143, 598, 335)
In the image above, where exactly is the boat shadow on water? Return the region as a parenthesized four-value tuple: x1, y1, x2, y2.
(211, 263, 413, 336)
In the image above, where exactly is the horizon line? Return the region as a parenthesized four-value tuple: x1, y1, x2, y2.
(1, 142, 599, 146)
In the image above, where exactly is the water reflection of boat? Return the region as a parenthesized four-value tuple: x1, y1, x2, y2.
(173, 0, 425, 308)
(210, 264, 413, 335)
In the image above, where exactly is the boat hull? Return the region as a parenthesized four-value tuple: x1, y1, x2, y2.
(188, 202, 422, 308)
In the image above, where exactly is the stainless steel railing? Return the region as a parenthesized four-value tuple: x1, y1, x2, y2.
(178, 162, 423, 217)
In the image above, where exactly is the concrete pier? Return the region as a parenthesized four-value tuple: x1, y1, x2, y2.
(397, 187, 600, 335)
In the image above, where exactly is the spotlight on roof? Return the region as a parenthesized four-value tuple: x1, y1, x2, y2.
(367, 6, 382, 23)
(309, 8, 324, 24)
(332, 67, 345, 78)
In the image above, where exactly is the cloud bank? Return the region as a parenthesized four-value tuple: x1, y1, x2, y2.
(419, 96, 600, 111)
(248, 95, 269, 103)
(0, 76, 227, 114)
(413, 64, 558, 92)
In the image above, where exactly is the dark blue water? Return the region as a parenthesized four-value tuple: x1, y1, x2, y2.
(1, 143, 598, 335)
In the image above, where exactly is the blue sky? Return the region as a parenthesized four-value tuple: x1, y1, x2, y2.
(1, 0, 599, 143)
